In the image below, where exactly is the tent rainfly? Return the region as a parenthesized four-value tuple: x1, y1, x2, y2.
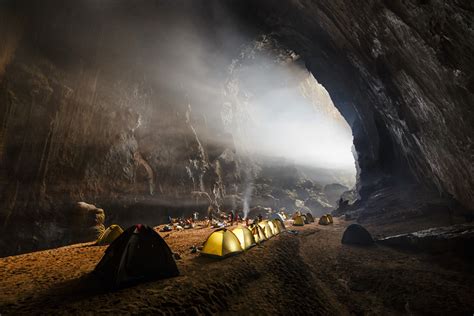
(201, 229, 243, 258)
(258, 220, 274, 239)
(232, 226, 256, 250)
(272, 219, 285, 233)
(293, 216, 305, 226)
(96, 224, 124, 246)
(94, 224, 179, 288)
(250, 224, 267, 243)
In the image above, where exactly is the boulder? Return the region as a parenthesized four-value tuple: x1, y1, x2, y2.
(341, 224, 374, 246)
(71, 202, 106, 243)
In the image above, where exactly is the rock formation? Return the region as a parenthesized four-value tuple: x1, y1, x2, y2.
(0, 0, 472, 256)
(71, 202, 106, 243)
(238, 0, 474, 217)
(377, 223, 474, 259)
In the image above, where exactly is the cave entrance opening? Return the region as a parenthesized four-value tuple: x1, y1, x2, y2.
(217, 38, 358, 214)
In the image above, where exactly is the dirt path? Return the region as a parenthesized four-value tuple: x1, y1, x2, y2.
(0, 219, 473, 315)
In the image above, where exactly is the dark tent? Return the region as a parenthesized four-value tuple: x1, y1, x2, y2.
(306, 213, 315, 223)
(341, 224, 374, 246)
(94, 224, 179, 288)
(302, 215, 310, 224)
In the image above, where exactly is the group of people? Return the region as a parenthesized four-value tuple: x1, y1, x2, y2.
(163, 205, 279, 232)
(164, 212, 200, 231)
(227, 210, 242, 226)
(206, 205, 245, 227)
(206, 205, 269, 228)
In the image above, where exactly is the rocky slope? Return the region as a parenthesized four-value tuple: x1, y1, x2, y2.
(239, 0, 474, 213)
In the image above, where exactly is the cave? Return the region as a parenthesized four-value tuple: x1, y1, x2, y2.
(0, 0, 473, 314)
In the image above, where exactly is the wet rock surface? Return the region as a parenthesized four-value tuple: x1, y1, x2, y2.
(377, 223, 474, 259)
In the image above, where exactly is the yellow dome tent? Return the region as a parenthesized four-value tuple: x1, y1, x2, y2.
(268, 220, 278, 235)
(271, 219, 281, 234)
(272, 219, 285, 233)
(201, 229, 243, 258)
(326, 214, 334, 223)
(250, 224, 267, 243)
(319, 215, 331, 225)
(258, 220, 274, 239)
(293, 215, 305, 226)
(96, 224, 124, 245)
(232, 226, 256, 250)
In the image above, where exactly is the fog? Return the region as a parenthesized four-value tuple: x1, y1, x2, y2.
(17, 0, 357, 187)
(231, 64, 355, 172)
(132, 3, 358, 186)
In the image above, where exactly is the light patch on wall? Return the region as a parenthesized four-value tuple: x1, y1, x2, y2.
(224, 43, 356, 186)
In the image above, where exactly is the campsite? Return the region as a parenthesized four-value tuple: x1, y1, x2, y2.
(1, 1, 474, 314)
(1, 215, 473, 315)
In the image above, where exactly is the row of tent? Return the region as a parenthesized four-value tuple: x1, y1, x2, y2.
(91, 212, 335, 287)
(92, 219, 287, 286)
(200, 218, 285, 258)
(94, 212, 334, 248)
(200, 212, 334, 258)
(293, 213, 334, 226)
(94, 213, 334, 256)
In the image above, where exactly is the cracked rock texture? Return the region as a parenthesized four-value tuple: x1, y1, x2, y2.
(243, 0, 474, 211)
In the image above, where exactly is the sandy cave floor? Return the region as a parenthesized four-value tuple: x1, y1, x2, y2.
(0, 218, 473, 315)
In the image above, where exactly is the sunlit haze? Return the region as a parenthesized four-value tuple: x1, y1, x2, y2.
(221, 45, 356, 185)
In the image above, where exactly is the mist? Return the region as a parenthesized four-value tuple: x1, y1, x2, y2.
(0, 0, 363, 256)
(229, 60, 356, 173)
(10, 0, 357, 205)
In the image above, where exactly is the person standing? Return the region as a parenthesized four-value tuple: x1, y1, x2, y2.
(229, 211, 234, 226)
(208, 206, 214, 227)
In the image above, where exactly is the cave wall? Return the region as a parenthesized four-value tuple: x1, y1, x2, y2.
(239, 0, 474, 210)
(0, 0, 332, 255)
(0, 52, 231, 254)
(1, 0, 473, 255)
(0, 1, 248, 255)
